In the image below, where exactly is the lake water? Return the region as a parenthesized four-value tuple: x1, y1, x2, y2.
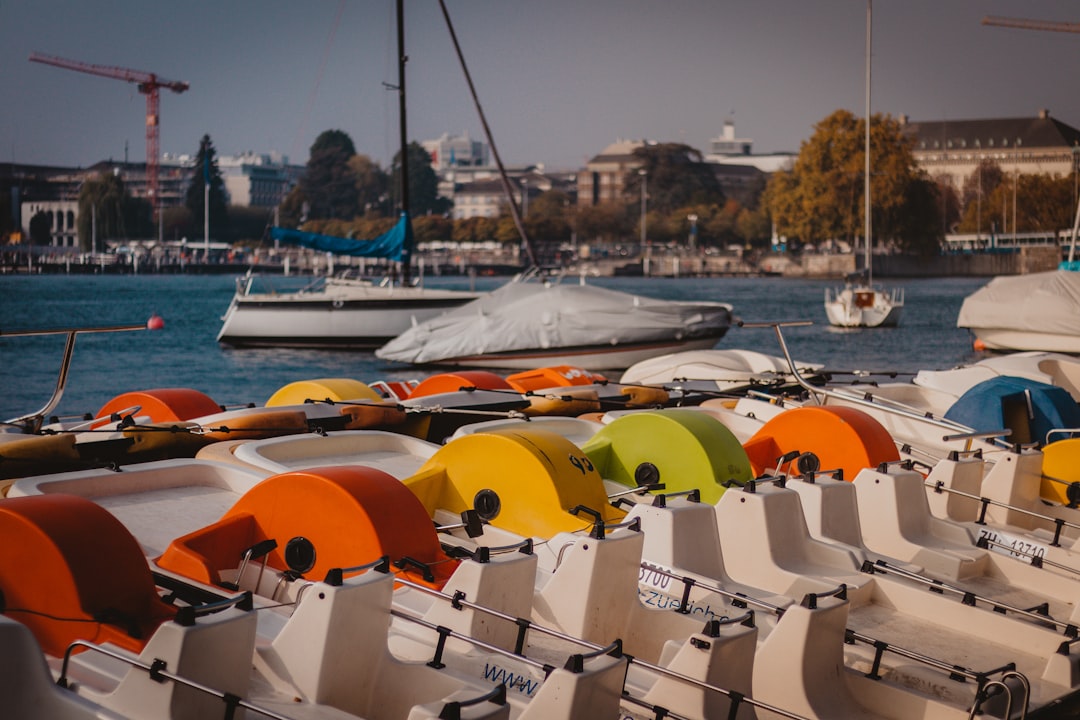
(0, 273, 990, 422)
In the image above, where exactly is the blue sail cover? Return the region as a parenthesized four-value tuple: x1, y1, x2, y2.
(269, 213, 413, 262)
(944, 376, 1080, 446)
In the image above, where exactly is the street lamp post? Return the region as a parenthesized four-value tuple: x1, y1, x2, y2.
(639, 168, 649, 276)
(521, 178, 528, 218)
(687, 213, 698, 253)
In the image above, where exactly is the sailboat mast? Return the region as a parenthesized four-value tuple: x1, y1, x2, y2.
(865, 0, 872, 284)
(397, 0, 412, 283)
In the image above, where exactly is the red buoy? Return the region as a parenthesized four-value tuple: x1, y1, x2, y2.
(147, 313, 165, 331)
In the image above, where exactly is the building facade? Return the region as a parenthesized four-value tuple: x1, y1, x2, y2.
(577, 139, 647, 206)
(902, 109, 1080, 193)
(422, 132, 489, 172)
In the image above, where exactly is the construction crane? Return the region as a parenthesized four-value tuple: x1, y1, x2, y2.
(28, 52, 190, 215)
(982, 16, 1080, 34)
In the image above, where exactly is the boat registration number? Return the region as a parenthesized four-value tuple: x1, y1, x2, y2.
(639, 563, 674, 591)
(976, 527, 1049, 564)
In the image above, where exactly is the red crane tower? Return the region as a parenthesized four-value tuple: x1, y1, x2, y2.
(28, 52, 190, 216)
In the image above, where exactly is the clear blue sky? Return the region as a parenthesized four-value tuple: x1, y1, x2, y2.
(2, 0, 1079, 171)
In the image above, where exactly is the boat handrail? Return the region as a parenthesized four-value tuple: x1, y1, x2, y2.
(1047, 427, 1080, 444)
(395, 571, 809, 719)
(638, 562, 787, 617)
(568, 504, 641, 539)
(926, 479, 1080, 556)
(741, 320, 1014, 449)
(968, 671, 1030, 720)
(389, 607, 554, 674)
(862, 559, 1079, 635)
(2, 323, 147, 433)
(435, 683, 507, 720)
(641, 560, 1027, 694)
(844, 625, 1022, 688)
(58, 639, 296, 720)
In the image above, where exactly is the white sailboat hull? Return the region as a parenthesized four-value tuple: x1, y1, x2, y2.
(824, 285, 904, 328)
(217, 279, 479, 349)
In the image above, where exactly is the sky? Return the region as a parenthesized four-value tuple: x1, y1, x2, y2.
(2, 0, 1079, 172)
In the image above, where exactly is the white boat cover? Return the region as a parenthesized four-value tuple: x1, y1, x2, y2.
(375, 280, 733, 365)
(957, 270, 1080, 337)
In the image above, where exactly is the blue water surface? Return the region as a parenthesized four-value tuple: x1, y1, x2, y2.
(0, 273, 988, 421)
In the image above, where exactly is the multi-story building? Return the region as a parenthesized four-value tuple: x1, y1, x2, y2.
(162, 152, 301, 208)
(4, 151, 301, 247)
(576, 139, 648, 207)
(902, 109, 1080, 193)
(451, 167, 576, 221)
(422, 131, 489, 172)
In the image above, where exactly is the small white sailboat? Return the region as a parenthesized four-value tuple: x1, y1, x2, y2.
(824, 0, 903, 329)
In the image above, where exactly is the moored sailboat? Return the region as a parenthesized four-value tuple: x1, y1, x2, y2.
(216, 2, 478, 350)
(824, 0, 903, 329)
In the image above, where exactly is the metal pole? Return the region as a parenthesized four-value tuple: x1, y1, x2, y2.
(865, 0, 872, 282)
(639, 168, 648, 275)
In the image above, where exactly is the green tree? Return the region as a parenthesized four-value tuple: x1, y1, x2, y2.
(735, 205, 772, 248)
(349, 154, 390, 216)
(185, 134, 230, 239)
(524, 190, 572, 244)
(391, 142, 448, 216)
(278, 186, 309, 228)
(77, 172, 130, 251)
(228, 206, 275, 242)
(301, 130, 359, 221)
(623, 143, 725, 216)
(766, 109, 940, 250)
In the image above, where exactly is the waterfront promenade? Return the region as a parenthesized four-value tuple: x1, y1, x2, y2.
(0, 243, 1062, 279)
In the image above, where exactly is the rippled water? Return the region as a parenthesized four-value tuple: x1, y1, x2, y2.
(0, 273, 990, 421)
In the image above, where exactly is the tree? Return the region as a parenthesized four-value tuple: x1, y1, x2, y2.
(962, 173, 1075, 236)
(185, 134, 230, 239)
(735, 205, 771, 248)
(766, 109, 941, 250)
(78, 171, 149, 251)
(572, 202, 634, 245)
(278, 186, 309, 228)
(29, 210, 51, 245)
(963, 159, 1002, 234)
(229, 206, 275, 242)
(413, 214, 453, 244)
(623, 143, 725, 215)
(349, 154, 390, 216)
(524, 190, 572, 245)
(300, 130, 359, 221)
(452, 216, 497, 243)
(0, 190, 13, 240)
(931, 175, 962, 235)
(391, 142, 449, 216)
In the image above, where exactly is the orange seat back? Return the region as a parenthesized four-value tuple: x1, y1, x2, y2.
(743, 406, 899, 481)
(0, 495, 175, 657)
(506, 366, 608, 392)
(409, 371, 512, 398)
(96, 388, 221, 424)
(158, 466, 458, 590)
